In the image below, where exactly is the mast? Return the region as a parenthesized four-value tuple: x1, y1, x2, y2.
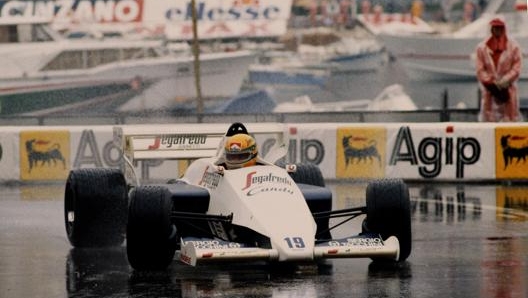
(190, 0, 203, 115)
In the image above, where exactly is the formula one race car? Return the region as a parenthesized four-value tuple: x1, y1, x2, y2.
(64, 122, 411, 271)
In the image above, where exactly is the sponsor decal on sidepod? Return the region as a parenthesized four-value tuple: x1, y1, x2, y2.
(242, 171, 294, 196)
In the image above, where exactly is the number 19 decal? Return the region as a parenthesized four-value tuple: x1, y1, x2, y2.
(284, 237, 305, 248)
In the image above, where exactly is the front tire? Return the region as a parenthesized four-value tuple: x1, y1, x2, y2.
(127, 186, 176, 271)
(364, 178, 411, 262)
(64, 168, 127, 247)
(287, 163, 325, 187)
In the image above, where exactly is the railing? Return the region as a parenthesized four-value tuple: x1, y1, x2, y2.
(0, 107, 506, 126)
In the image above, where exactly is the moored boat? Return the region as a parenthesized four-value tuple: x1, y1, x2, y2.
(372, 0, 528, 81)
(0, 18, 253, 115)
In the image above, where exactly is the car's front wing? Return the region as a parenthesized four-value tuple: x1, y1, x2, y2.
(179, 238, 279, 266)
(314, 235, 400, 260)
(179, 234, 399, 266)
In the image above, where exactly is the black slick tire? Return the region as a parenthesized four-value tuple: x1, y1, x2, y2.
(364, 178, 412, 262)
(288, 163, 325, 187)
(126, 185, 176, 271)
(64, 168, 128, 247)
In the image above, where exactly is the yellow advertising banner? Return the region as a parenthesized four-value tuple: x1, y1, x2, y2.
(495, 127, 528, 179)
(20, 131, 70, 181)
(336, 127, 386, 179)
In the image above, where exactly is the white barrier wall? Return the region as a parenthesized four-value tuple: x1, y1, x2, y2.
(293, 122, 528, 181)
(2, 122, 528, 183)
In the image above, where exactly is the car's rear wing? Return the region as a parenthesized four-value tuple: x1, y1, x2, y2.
(113, 123, 289, 184)
(113, 123, 287, 162)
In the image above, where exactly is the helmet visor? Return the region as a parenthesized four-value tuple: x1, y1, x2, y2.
(226, 151, 254, 164)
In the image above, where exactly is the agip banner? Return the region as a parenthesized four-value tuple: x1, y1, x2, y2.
(495, 126, 528, 179)
(2, 122, 528, 183)
(384, 123, 494, 180)
(19, 130, 70, 181)
(336, 126, 386, 179)
(285, 123, 337, 180)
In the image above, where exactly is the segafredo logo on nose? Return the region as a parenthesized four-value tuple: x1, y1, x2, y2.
(242, 171, 294, 196)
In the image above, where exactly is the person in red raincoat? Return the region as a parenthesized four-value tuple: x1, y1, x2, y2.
(475, 18, 523, 122)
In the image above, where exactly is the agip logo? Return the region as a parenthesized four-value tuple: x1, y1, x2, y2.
(20, 131, 70, 181)
(496, 127, 528, 179)
(336, 127, 386, 179)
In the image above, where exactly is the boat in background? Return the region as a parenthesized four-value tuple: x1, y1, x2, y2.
(371, 0, 528, 81)
(247, 50, 331, 88)
(246, 27, 386, 88)
(199, 84, 416, 114)
(357, 12, 437, 35)
(292, 28, 386, 73)
(0, 18, 253, 115)
(273, 84, 417, 112)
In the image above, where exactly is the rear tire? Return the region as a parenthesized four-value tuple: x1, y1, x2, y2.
(127, 186, 176, 271)
(364, 178, 411, 262)
(64, 168, 127, 247)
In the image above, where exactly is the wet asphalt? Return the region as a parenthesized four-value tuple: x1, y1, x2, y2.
(0, 182, 527, 298)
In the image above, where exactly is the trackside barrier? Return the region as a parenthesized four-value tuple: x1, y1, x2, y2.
(2, 122, 528, 183)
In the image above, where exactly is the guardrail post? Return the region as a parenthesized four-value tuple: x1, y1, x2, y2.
(441, 88, 449, 122)
(477, 88, 481, 110)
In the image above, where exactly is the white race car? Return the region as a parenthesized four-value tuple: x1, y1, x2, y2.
(64, 122, 411, 270)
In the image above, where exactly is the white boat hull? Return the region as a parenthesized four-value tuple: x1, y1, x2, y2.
(248, 64, 330, 87)
(0, 50, 254, 114)
(379, 32, 528, 81)
(273, 84, 417, 112)
(377, 11, 528, 81)
(312, 49, 387, 73)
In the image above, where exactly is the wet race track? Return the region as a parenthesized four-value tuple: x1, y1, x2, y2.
(1, 182, 527, 298)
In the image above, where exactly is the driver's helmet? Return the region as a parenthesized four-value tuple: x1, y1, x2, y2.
(224, 133, 258, 169)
